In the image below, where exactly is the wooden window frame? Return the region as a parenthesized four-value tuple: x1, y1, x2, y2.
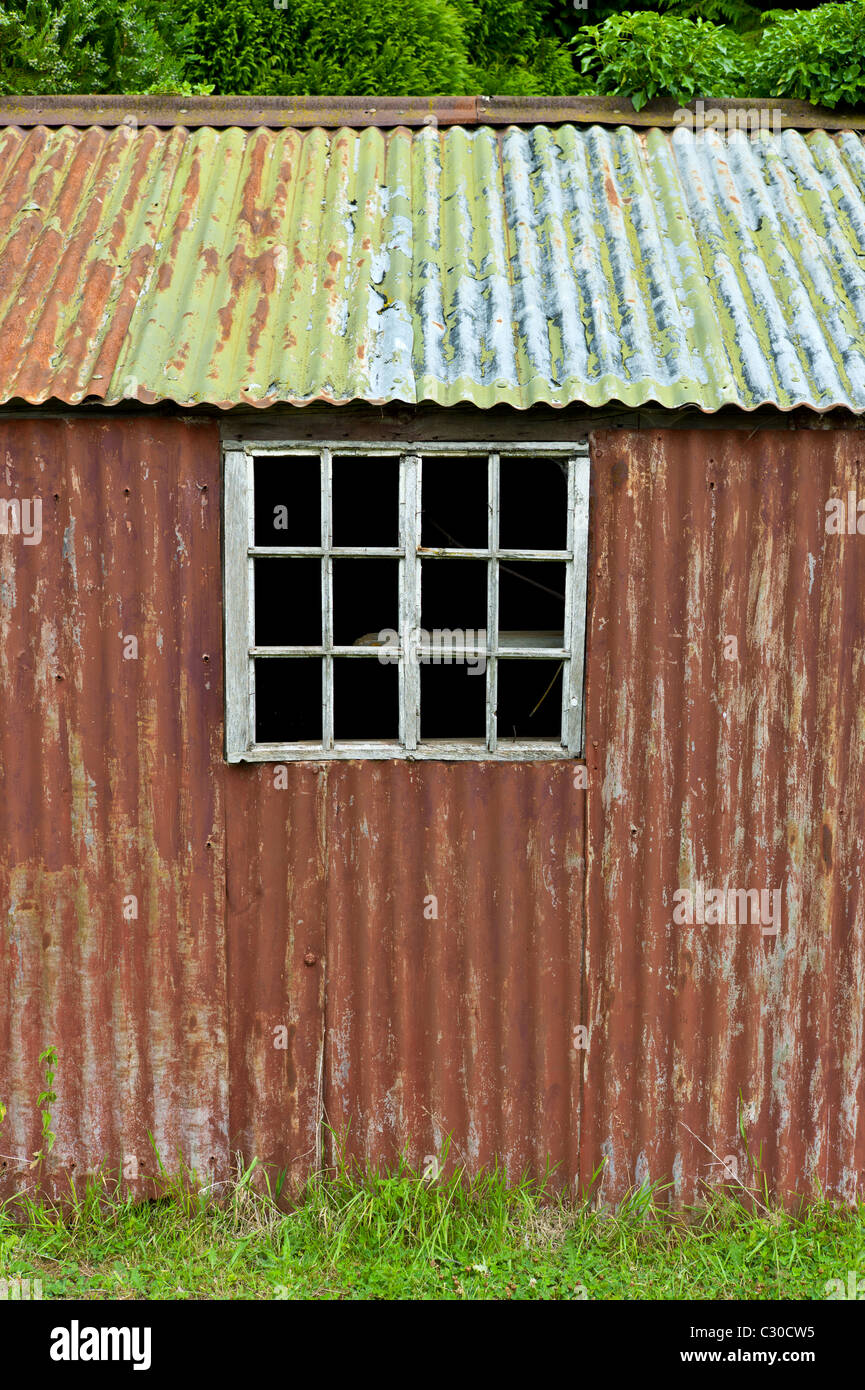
(223, 441, 589, 762)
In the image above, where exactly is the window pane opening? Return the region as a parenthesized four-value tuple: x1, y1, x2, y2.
(254, 557, 322, 647)
(333, 559, 399, 648)
(498, 561, 565, 647)
(333, 658, 399, 741)
(420, 662, 487, 742)
(496, 659, 564, 742)
(332, 455, 399, 547)
(420, 558, 487, 632)
(421, 456, 488, 549)
(253, 455, 320, 547)
(255, 658, 322, 743)
(499, 456, 567, 550)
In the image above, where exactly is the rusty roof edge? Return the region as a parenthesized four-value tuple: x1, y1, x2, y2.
(2, 93, 865, 131)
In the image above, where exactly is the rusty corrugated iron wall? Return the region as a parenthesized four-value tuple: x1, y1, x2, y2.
(223, 759, 584, 1188)
(321, 762, 584, 1181)
(583, 428, 865, 1203)
(224, 762, 328, 1189)
(1, 415, 863, 1203)
(0, 416, 229, 1196)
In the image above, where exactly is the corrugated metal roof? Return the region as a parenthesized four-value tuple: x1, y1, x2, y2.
(2, 121, 865, 412)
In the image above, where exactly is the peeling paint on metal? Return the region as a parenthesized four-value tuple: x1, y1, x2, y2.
(2, 124, 865, 411)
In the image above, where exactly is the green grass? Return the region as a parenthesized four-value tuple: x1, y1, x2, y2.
(1, 1151, 862, 1301)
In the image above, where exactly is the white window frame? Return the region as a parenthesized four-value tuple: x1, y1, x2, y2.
(223, 441, 589, 762)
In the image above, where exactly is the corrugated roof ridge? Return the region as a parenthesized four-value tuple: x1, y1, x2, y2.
(3, 95, 865, 132)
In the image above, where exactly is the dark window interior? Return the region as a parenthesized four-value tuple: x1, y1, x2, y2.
(421, 663, 487, 741)
(255, 557, 321, 646)
(496, 659, 563, 741)
(422, 456, 487, 548)
(255, 658, 321, 743)
(332, 559, 399, 646)
(498, 561, 565, 635)
(253, 454, 320, 546)
(333, 455, 399, 547)
(500, 456, 567, 549)
(250, 453, 569, 748)
(334, 658, 399, 740)
(421, 558, 487, 632)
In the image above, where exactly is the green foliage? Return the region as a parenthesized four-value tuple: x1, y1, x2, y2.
(177, 0, 580, 98)
(179, 0, 473, 97)
(31, 1045, 57, 1167)
(286, 0, 474, 98)
(572, 0, 865, 107)
(572, 11, 747, 105)
(176, 0, 284, 95)
(751, 1, 865, 105)
(0, 0, 201, 95)
(545, 0, 675, 39)
(661, 0, 764, 32)
(453, 0, 581, 94)
(1, 0, 865, 109)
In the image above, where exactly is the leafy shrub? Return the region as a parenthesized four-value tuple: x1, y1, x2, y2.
(177, 0, 284, 95)
(2, 0, 865, 109)
(571, 11, 747, 107)
(288, 0, 474, 97)
(466, 35, 583, 96)
(660, 0, 764, 31)
(751, 0, 865, 106)
(572, 1, 865, 108)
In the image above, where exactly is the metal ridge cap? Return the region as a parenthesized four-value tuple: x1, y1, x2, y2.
(1, 94, 865, 131)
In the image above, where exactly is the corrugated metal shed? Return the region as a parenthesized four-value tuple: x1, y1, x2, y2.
(3, 121, 865, 413)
